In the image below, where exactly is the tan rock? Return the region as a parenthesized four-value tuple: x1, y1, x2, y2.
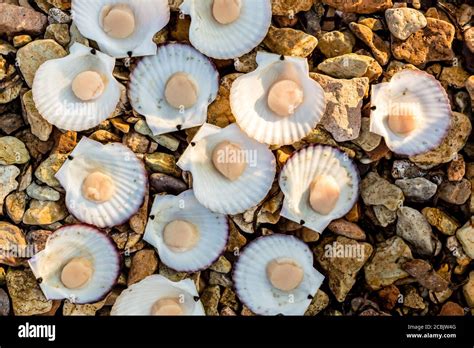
(315, 236, 373, 302)
(127, 249, 158, 286)
(22, 200, 68, 225)
(5, 191, 26, 224)
(456, 220, 474, 259)
(402, 259, 449, 292)
(0, 222, 26, 266)
(16, 39, 67, 87)
(364, 236, 413, 290)
(6, 268, 52, 316)
(410, 112, 471, 169)
(310, 73, 368, 141)
(392, 18, 455, 65)
(349, 22, 390, 65)
(360, 172, 404, 211)
(304, 289, 329, 316)
(0, 165, 20, 212)
(422, 207, 460, 236)
(22, 90, 52, 141)
(264, 25, 318, 58)
(317, 53, 381, 81)
(463, 271, 474, 307)
(34, 153, 68, 187)
(318, 30, 355, 58)
(322, 0, 392, 14)
(271, 0, 314, 16)
(207, 74, 240, 128)
(0, 136, 30, 165)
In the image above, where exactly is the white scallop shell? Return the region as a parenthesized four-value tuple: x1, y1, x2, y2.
(230, 52, 326, 146)
(111, 274, 205, 315)
(72, 0, 170, 58)
(233, 234, 324, 316)
(370, 70, 452, 156)
(55, 137, 148, 228)
(28, 225, 120, 304)
(143, 190, 228, 272)
(129, 43, 219, 136)
(32, 43, 121, 132)
(180, 0, 272, 59)
(279, 145, 360, 233)
(177, 123, 276, 215)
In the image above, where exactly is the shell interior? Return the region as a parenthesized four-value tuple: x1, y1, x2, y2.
(72, 0, 170, 58)
(32, 43, 121, 132)
(230, 52, 326, 145)
(180, 0, 272, 59)
(129, 43, 219, 135)
(28, 225, 120, 304)
(370, 70, 451, 156)
(55, 137, 147, 228)
(279, 145, 360, 233)
(143, 190, 228, 272)
(233, 234, 324, 315)
(111, 274, 205, 315)
(177, 123, 276, 215)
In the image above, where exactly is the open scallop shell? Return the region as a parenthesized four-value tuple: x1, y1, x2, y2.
(111, 274, 205, 315)
(230, 52, 326, 145)
(180, 0, 272, 59)
(28, 225, 120, 304)
(233, 234, 324, 316)
(55, 137, 147, 228)
(370, 70, 451, 156)
(72, 0, 170, 58)
(279, 145, 360, 233)
(143, 190, 228, 272)
(177, 123, 276, 215)
(129, 43, 219, 135)
(32, 43, 121, 132)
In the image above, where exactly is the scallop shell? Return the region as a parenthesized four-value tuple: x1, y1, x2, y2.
(129, 43, 219, 135)
(177, 123, 276, 215)
(111, 274, 205, 315)
(233, 234, 324, 316)
(28, 225, 120, 304)
(230, 52, 326, 145)
(143, 190, 228, 272)
(55, 137, 148, 228)
(72, 0, 170, 58)
(370, 69, 452, 156)
(180, 0, 272, 59)
(279, 145, 360, 233)
(32, 43, 121, 132)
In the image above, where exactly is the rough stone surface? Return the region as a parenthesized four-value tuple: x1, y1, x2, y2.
(361, 172, 404, 211)
(317, 53, 380, 80)
(327, 219, 366, 241)
(0, 222, 26, 266)
(22, 200, 68, 225)
(22, 90, 52, 141)
(0, 165, 20, 211)
(6, 268, 52, 316)
(349, 22, 391, 65)
(16, 39, 67, 87)
(422, 207, 460, 236)
(310, 73, 368, 141)
(402, 259, 449, 292)
(410, 113, 472, 169)
(391, 18, 455, 65)
(0, 3, 47, 35)
(352, 117, 381, 152)
(271, 0, 313, 15)
(264, 26, 318, 58)
(34, 153, 67, 187)
(315, 236, 373, 302)
(463, 272, 474, 308)
(385, 7, 427, 40)
(304, 290, 330, 316)
(127, 249, 158, 286)
(456, 220, 474, 259)
(394, 177, 437, 202)
(364, 236, 413, 290)
(396, 206, 440, 256)
(437, 179, 471, 205)
(0, 136, 30, 165)
(322, 0, 392, 14)
(318, 31, 355, 58)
